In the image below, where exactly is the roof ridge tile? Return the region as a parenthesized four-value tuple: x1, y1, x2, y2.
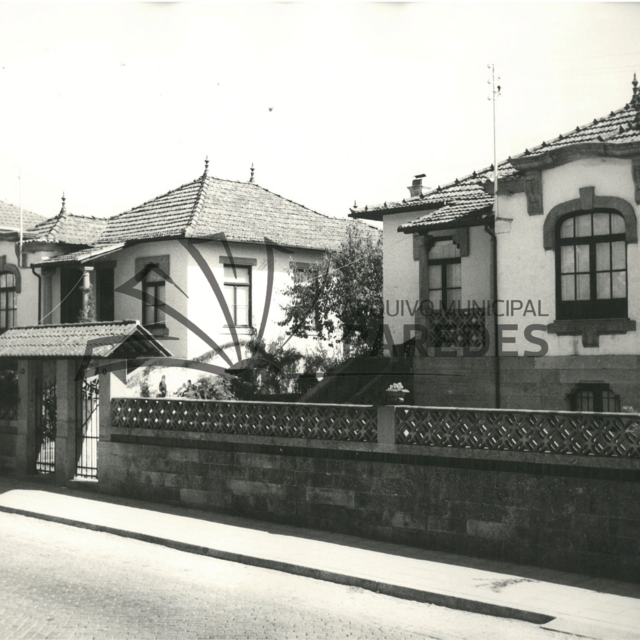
(184, 174, 209, 237)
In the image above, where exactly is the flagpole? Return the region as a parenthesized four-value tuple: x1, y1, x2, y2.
(19, 170, 23, 267)
(487, 64, 501, 216)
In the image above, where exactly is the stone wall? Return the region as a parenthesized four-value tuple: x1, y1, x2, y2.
(412, 355, 640, 411)
(0, 420, 17, 473)
(99, 427, 640, 583)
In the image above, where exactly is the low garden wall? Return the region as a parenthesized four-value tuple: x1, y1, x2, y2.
(98, 397, 640, 582)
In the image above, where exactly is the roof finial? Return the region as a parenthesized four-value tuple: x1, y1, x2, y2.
(633, 74, 640, 129)
(59, 192, 67, 217)
(249, 163, 255, 184)
(203, 156, 209, 177)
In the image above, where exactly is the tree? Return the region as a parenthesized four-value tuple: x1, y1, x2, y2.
(185, 336, 304, 399)
(280, 221, 383, 353)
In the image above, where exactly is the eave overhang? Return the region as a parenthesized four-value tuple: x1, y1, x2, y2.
(32, 243, 125, 268)
(349, 200, 447, 221)
(0, 320, 171, 360)
(398, 207, 494, 235)
(510, 140, 640, 173)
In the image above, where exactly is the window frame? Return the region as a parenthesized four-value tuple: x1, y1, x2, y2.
(135, 255, 170, 332)
(223, 264, 252, 328)
(142, 279, 166, 327)
(0, 272, 17, 334)
(568, 383, 621, 413)
(555, 209, 628, 321)
(427, 239, 462, 311)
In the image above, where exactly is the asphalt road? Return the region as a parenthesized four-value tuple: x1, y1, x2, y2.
(0, 512, 581, 640)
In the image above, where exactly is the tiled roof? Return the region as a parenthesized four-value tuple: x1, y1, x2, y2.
(100, 173, 371, 251)
(354, 80, 640, 233)
(0, 200, 46, 232)
(26, 211, 107, 246)
(22, 196, 106, 246)
(394, 167, 503, 233)
(0, 321, 171, 359)
(32, 243, 125, 267)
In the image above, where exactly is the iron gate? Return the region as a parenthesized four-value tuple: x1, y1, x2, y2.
(35, 377, 57, 474)
(76, 377, 100, 479)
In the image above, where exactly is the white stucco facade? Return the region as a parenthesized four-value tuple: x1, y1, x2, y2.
(497, 157, 640, 357)
(184, 239, 326, 361)
(381, 156, 640, 359)
(382, 216, 492, 346)
(0, 240, 60, 329)
(51, 238, 328, 364)
(382, 211, 420, 345)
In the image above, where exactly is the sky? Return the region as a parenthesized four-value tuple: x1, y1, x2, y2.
(1, 2, 640, 222)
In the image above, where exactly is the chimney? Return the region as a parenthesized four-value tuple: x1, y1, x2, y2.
(408, 174, 427, 198)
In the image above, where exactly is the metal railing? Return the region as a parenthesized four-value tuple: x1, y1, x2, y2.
(76, 377, 100, 479)
(35, 378, 57, 474)
(426, 308, 487, 349)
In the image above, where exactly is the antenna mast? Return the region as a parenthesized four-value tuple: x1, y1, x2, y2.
(487, 64, 501, 218)
(19, 170, 23, 267)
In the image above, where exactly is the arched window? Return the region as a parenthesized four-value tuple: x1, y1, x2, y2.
(0, 272, 17, 333)
(556, 211, 627, 320)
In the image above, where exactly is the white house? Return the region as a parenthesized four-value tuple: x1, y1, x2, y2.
(25, 163, 373, 390)
(0, 200, 47, 333)
(351, 77, 640, 412)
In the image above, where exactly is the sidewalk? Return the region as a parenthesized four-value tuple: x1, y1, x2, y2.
(0, 476, 638, 640)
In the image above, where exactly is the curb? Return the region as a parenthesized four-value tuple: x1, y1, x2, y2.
(0, 504, 554, 626)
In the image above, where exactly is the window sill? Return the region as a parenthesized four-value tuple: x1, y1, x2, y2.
(547, 318, 636, 348)
(143, 324, 170, 337)
(222, 326, 254, 335)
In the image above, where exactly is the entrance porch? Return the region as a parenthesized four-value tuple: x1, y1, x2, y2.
(0, 320, 170, 484)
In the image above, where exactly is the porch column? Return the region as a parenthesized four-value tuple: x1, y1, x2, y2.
(82, 266, 95, 321)
(15, 359, 37, 476)
(55, 359, 80, 483)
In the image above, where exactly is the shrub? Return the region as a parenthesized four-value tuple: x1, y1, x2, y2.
(176, 375, 236, 400)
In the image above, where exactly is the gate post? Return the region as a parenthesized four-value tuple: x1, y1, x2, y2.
(377, 405, 396, 446)
(15, 359, 37, 476)
(98, 360, 127, 489)
(55, 358, 79, 484)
